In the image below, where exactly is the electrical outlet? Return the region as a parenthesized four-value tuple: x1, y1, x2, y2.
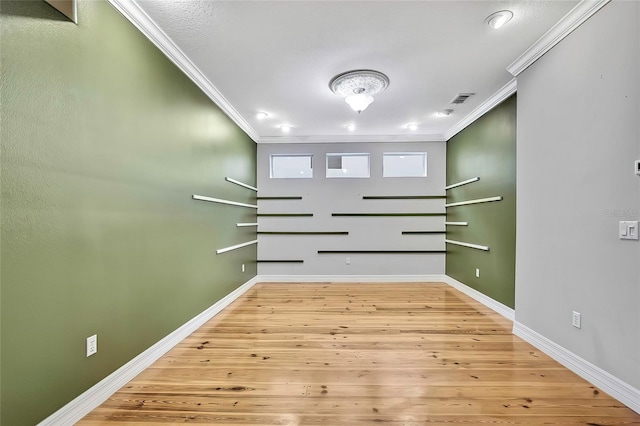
(242, 263, 245, 272)
(345, 257, 351, 265)
(475, 268, 480, 278)
(86, 334, 97, 357)
(572, 311, 581, 329)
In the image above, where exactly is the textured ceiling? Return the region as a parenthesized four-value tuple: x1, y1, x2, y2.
(136, 0, 579, 142)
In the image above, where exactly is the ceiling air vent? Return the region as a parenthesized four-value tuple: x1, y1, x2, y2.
(450, 93, 475, 104)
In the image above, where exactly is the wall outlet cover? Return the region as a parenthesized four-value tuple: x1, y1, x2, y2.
(572, 311, 581, 329)
(86, 334, 97, 357)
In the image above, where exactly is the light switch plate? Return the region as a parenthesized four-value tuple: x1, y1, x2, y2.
(619, 221, 639, 240)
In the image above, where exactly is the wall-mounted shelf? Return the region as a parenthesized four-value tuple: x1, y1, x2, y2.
(402, 231, 446, 235)
(318, 250, 445, 254)
(258, 231, 348, 235)
(257, 196, 303, 200)
(257, 213, 313, 217)
(445, 177, 480, 190)
(445, 222, 468, 226)
(225, 177, 258, 192)
(237, 223, 258, 227)
(362, 195, 446, 200)
(192, 195, 257, 209)
(332, 213, 445, 217)
(445, 196, 502, 208)
(216, 240, 258, 255)
(257, 260, 304, 263)
(445, 239, 489, 251)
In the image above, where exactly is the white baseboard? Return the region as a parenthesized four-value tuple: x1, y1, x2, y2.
(441, 276, 639, 414)
(442, 275, 515, 321)
(38, 277, 260, 426)
(513, 322, 640, 415)
(256, 274, 448, 283)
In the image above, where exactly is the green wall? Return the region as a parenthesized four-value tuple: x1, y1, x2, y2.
(446, 96, 516, 308)
(0, 1, 257, 424)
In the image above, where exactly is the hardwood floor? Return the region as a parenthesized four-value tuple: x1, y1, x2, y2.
(79, 283, 640, 425)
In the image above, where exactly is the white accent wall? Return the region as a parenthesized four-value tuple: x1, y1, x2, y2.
(515, 0, 640, 390)
(257, 142, 446, 275)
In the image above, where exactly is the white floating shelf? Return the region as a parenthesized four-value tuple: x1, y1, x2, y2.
(225, 177, 258, 192)
(216, 240, 258, 255)
(192, 195, 257, 209)
(445, 239, 489, 251)
(445, 177, 480, 190)
(445, 196, 502, 208)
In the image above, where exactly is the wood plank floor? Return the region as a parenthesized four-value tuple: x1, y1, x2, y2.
(79, 282, 640, 425)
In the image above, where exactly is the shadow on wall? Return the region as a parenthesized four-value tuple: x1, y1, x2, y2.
(1, 1, 71, 22)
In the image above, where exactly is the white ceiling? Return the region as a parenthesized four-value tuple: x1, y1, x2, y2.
(134, 0, 579, 143)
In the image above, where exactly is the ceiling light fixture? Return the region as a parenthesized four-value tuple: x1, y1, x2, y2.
(280, 124, 291, 132)
(256, 112, 269, 120)
(407, 124, 418, 131)
(486, 10, 513, 29)
(437, 109, 454, 117)
(330, 70, 390, 113)
(346, 124, 355, 132)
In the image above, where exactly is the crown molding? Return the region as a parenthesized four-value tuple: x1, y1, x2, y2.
(258, 133, 446, 144)
(444, 78, 517, 141)
(507, 0, 611, 77)
(106, 0, 259, 142)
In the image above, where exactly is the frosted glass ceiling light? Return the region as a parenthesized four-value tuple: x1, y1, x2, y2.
(486, 10, 513, 29)
(437, 109, 453, 117)
(330, 70, 390, 113)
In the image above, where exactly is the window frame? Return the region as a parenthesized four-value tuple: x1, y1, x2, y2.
(382, 152, 427, 178)
(325, 153, 371, 178)
(269, 154, 314, 179)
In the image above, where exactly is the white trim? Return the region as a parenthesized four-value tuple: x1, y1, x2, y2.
(444, 78, 517, 140)
(192, 195, 257, 209)
(443, 275, 514, 321)
(445, 177, 480, 190)
(237, 223, 258, 227)
(507, 0, 611, 77)
(37, 277, 260, 426)
(445, 222, 468, 226)
(105, 0, 259, 142)
(445, 196, 503, 208)
(256, 274, 447, 283)
(513, 322, 640, 414)
(225, 177, 258, 192)
(258, 134, 446, 144)
(216, 240, 258, 255)
(445, 239, 490, 251)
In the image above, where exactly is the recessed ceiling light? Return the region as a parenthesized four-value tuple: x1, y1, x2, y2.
(280, 124, 291, 132)
(486, 10, 513, 29)
(346, 124, 355, 131)
(256, 112, 269, 120)
(437, 109, 454, 117)
(407, 124, 418, 131)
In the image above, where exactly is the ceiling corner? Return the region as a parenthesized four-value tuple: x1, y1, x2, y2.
(507, 0, 611, 77)
(106, 0, 260, 143)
